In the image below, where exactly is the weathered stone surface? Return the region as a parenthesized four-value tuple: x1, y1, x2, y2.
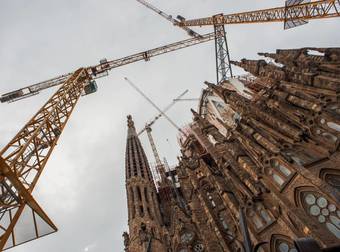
(124, 47, 340, 252)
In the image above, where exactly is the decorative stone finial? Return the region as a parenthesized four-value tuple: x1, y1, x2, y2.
(127, 115, 135, 129)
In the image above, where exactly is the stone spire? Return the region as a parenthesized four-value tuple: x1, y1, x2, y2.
(125, 115, 153, 181)
(124, 115, 167, 252)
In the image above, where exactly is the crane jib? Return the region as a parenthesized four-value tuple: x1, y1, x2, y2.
(1, 32, 216, 103)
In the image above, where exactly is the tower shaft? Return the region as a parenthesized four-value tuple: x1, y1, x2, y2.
(124, 116, 166, 252)
(213, 14, 233, 84)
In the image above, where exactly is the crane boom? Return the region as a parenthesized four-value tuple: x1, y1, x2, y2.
(2, 1, 340, 104)
(136, 0, 201, 38)
(138, 89, 188, 136)
(1, 32, 217, 103)
(124, 77, 187, 136)
(0, 73, 73, 103)
(0, 69, 88, 250)
(177, 0, 340, 27)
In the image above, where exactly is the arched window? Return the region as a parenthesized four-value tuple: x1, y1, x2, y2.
(130, 187, 135, 219)
(137, 186, 142, 201)
(144, 187, 149, 203)
(270, 235, 297, 252)
(218, 210, 235, 239)
(320, 168, 340, 191)
(247, 203, 274, 232)
(269, 159, 295, 189)
(296, 188, 340, 239)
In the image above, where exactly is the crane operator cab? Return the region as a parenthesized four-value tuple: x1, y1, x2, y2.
(82, 79, 98, 96)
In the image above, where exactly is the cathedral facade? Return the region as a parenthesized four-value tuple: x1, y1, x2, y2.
(123, 47, 340, 252)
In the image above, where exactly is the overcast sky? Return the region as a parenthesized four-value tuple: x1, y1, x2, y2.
(0, 0, 339, 251)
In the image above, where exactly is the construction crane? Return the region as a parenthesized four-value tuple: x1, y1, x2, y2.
(0, 31, 217, 250)
(0, 69, 86, 250)
(0, 32, 218, 104)
(137, 89, 189, 136)
(0, 1, 338, 250)
(3, 1, 339, 104)
(138, 89, 189, 183)
(136, 0, 233, 86)
(177, 0, 340, 28)
(124, 78, 186, 192)
(175, 0, 340, 82)
(124, 78, 186, 136)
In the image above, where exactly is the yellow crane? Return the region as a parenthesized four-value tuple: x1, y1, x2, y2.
(177, 0, 340, 29)
(1, 1, 339, 250)
(0, 35, 215, 250)
(135, 0, 233, 84)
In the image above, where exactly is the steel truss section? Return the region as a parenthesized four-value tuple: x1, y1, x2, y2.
(213, 14, 233, 84)
(0, 73, 73, 104)
(178, 0, 340, 27)
(0, 68, 88, 250)
(89, 32, 218, 76)
(1, 32, 217, 103)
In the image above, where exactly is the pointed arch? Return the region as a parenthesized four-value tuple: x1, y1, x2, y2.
(269, 158, 295, 189)
(319, 168, 340, 191)
(294, 186, 340, 239)
(245, 202, 275, 233)
(270, 234, 297, 252)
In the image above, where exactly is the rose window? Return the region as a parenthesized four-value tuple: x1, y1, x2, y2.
(304, 193, 340, 238)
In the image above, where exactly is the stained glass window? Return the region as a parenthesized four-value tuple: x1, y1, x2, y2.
(303, 192, 340, 239)
(270, 159, 294, 189)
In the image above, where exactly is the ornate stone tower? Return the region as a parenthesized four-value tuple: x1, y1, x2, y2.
(122, 47, 340, 252)
(176, 47, 340, 251)
(124, 115, 167, 252)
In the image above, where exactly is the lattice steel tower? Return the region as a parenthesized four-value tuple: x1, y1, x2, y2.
(213, 14, 233, 84)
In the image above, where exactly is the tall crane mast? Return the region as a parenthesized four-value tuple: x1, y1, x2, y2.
(213, 14, 233, 84)
(177, 0, 340, 28)
(175, 0, 340, 82)
(136, 0, 233, 85)
(0, 69, 87, 250)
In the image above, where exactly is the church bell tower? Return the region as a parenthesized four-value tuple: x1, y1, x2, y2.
(123, 115, 167, 252)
